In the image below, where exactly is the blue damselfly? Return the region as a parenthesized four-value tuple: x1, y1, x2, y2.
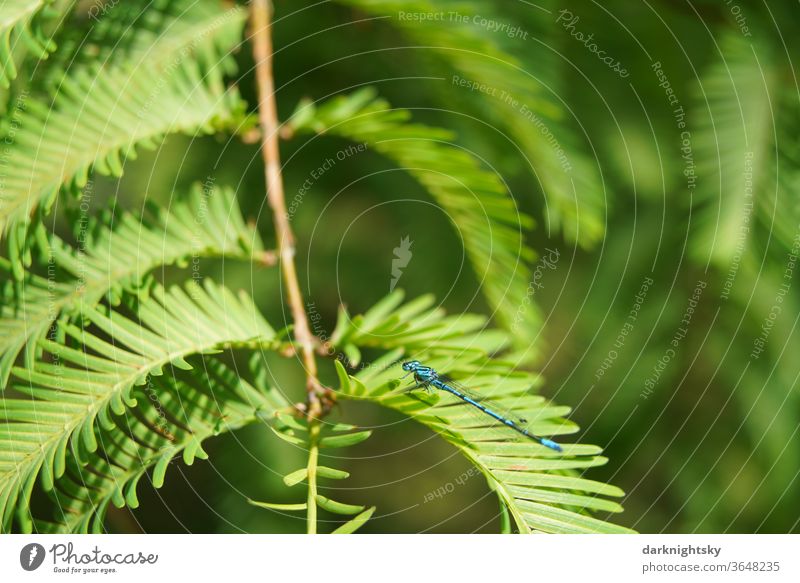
(401, 360, 563, 452)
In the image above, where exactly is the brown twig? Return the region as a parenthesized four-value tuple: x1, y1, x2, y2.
(249, 0, 329, 417)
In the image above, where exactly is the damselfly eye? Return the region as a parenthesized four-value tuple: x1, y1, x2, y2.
(402, 360, 420, 371)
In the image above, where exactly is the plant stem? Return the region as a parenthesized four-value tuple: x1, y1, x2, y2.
(250, 0, 330, 535)
(305, 422, 321, 534)
(249, 0, 327, 416)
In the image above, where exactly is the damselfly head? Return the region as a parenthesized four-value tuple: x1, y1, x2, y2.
(401, 360, 421, 372)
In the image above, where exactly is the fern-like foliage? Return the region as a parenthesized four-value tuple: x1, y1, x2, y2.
(332, 0, 606, 246)
(329, 289, 508, 365)
(758, 89, 800, 255)
(0, 0, 634, 536)
(253, 414, 377, 534)
(692, 30, 776, 266)
(0, 0, 247, 242)
(0, 184, 267, 387)
(1, 282, 632, 534)
(0, 0, 58, 87)
(329, 291, 633, 533)
(34, 360, 288, 533)
(289, 88, 541, 358)
(0, 280, 278, 532)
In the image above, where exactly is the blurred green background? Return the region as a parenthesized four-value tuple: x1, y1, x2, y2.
(86, 0, 799, 533)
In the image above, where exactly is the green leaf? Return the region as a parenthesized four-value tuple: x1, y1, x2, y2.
(284, 466, 348, 487)
(334, 359, 355, 394)
(268, 426, 308, 447)
(0, 0, 59, 87)
(332, 507, 376, 534)
(248, 500, 308, 511)
(330, 423, 358, 432)
(276, 413, 309, 432)
(315, 495, 365, 515)
(317, 466, 350, 480)
(319, 431, 372, 449)
(283, 469, 308, 487)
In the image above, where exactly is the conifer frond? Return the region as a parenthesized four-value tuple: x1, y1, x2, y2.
(330, 291, 633, 533)
(290, 89, 541, 358)
(0, 184, 266, 387)
(0, 279, 277, 532)
(692, 31, 776, 266)
(0, 0, 58, 87)
(33, 360, 288, 533)
(330, 289, 509, 366)
(333, 0, 606, 245)
(0, 0, 247, 240)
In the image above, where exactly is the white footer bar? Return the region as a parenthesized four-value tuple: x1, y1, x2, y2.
(1, 534, 797, 582)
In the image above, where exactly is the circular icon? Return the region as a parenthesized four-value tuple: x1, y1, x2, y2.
(19, 543, 46, 571)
